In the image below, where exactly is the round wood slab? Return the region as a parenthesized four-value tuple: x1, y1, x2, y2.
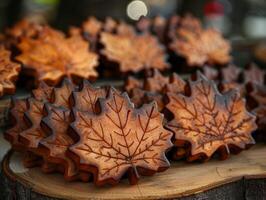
(2, 144, 266, 200)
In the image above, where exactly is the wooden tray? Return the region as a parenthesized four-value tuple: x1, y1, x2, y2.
(1, 144, 266, 200)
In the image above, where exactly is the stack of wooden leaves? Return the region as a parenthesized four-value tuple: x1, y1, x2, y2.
(0, 14, 234, 98)
(5, 71, 259, 186)
(201, 63, 266, 141)
(0, 46, 21, 97)
(5, 79, 173, 185)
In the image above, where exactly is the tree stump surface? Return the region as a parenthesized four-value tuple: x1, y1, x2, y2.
(1, 144, 266, 200)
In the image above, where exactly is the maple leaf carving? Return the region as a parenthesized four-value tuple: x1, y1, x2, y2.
(51, 79, 76, 108)
(246, 82, 266, 110)
(124, 70, 186, 111)
(69, 88, 172, 185)
(202, 66, 219, 81)
(143, 69, 169, 92)
(136, 15, 168, 43)
(19, 98, 48, 149)
(31, 81, 53, 102)
(242, 63, 265, 85)
(82, 16, 103, 39)
(19, 79, 75, 149)
(170, 28, 231, 67)
(70, 80, 106, 113)
(116, 22, 136, 37)
(5, 98, 44, 168)
(5, 19, 42, 40)
(16, 26, 98, 86)
(3, 19, 43, 48)
(124, 76, 143, 93)
(103, 17, 118, 32)
(136, 16, 151, 32)
(218, 82, 244, 96)
(253, 106, 266, 134)
(81, 16, 103, 51)
(178, 14, 202, 32)
(166, 72, 257, 161)
(220, 64, 241, 83)
(128, 88, 147, 108)
(40, 104, 85, 180)
(162, 73, 186, 94)
(0, 46, 21, 96)
(5, 98, 28, 150)
(100, 32, 169, 73)
(168, 14, 202, 41)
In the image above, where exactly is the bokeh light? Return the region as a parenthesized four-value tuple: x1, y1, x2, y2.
(127, 0, 148, 20)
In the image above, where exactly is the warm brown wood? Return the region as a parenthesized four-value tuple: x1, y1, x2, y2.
(70, 88, 172, 185)
(0, 46, 21, 97)
(16, 26, 98, 86)
(100, 32, 169, 73)
(166, 72, 257, 161)
(0, 80, 123, 128)
(2, 143, 266, 200)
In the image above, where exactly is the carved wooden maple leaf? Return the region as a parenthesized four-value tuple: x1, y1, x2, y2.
(51, 79, 76, 108)
(40, 104, 83, 180)
(31, 81, 53, 102)
(100, 32, 168, 73)
(202, 66, 219, 81)
(129, 88, 147, 109)
(166, 73, 257, 161)
(124, 76, 143, 93)
(219, 82, 244, 96)
(162, 73, 186, 94)
(0, 46, 21, 96)
(70, 80, 106, 113)
(243, 63, 265, 85)
(143, 69, 169, 92)
(19, 79, 75, 150)
(178, 14, 202, 32)
(69, 88, 172, 185)
(253, 106, 266, 133)
(168, 14, 202, 41)
(137, 16, 167, 43)
(136, 16, 151, 32)
(5, 98, 28, 150)
(103, 17, 117, 32)
(116, 22, 136, 37)
(16, 26, 98, 86)
(81, 16, 103, 51)
(19, 98, 48, 149)
(82, 16, 102, 39)
(4, 19, 43, 49)
(221, 64, 241, 83)
(246, 82, 266, 110)
(5, 98, 45, 167)
(124, 70, 186, 111)
(170, 28, 231, 67)
(5, 19, 42, 39)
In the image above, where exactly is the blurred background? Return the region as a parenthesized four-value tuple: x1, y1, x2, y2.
(0, 0, 266, 66)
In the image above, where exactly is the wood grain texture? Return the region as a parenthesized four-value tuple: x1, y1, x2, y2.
(2, 144, 266, 200)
